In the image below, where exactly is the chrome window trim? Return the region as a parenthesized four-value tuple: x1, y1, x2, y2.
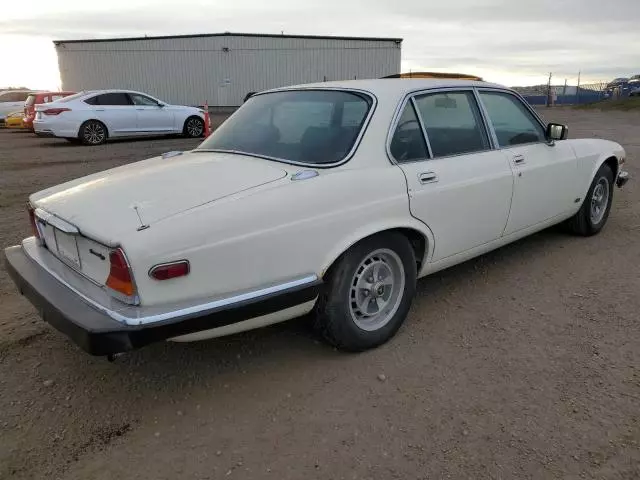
(410, 97, 433, 158)
(195, 87, 378, 169)
(474, 87, 549, 149)
(472, 88, 499, 149)
(386, 85, 552, 165)
(22, 238, 318, 327)
(387, 86, 495, 165)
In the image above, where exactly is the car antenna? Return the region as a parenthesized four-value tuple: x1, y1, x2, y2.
(133, 205, 150, 231)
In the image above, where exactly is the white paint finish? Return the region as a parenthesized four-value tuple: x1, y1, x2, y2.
(30, 151, 288, 243)
(124, 164, 413, 305)
(400, 150, 514, 261)
(503, 141, 579, 235)
(95, 105, 138, 134)
(55, 35, 401, 107)
(569, 138, 626, 197)
(424, 209, 577, 277)
(134, 106, 175, 132)
(32, 89, 203, 140)
(168, 300, 317, 342)
(21, 236, 319, 327)
(20, 79, 627, 340)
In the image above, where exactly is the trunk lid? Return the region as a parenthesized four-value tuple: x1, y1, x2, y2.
(30, 151, 289, 244)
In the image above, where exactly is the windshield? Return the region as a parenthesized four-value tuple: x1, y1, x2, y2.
(198, 90, 372, 165)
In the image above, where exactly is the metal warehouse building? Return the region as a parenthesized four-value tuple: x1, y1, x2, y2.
(54, 32, 402, 107)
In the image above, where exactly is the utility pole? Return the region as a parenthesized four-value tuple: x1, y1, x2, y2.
(546, 72, 553, 107)
(576, 71, 581, 104)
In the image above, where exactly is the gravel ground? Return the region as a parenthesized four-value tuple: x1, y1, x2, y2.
(0, 108, 639, 479)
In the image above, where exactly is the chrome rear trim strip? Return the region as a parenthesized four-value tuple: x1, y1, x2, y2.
(21, 238, 319, 327)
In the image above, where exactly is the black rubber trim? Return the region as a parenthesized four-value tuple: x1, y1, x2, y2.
(4, 245, 321, 356)
(54, 32, 403, 45)
(616, 171, 629, 188)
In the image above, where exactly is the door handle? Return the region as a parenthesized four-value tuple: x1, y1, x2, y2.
(136, 108, 145, 111)
(513, 154, 525, 165)
(418, 172, 438, 184)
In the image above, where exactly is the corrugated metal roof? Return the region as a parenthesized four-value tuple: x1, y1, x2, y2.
(54, 32, 403, 45)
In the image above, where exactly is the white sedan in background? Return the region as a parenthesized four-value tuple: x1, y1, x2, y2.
(5, 79, 629, 358)
(0, 90, 35, 125)
(33, 90, 206, 145)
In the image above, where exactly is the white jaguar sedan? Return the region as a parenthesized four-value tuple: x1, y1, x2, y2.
(5, 79, 629, 358)
(32, 90, 206, 145)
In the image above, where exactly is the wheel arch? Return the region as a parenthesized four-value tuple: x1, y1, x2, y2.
(77, 118, 109, 139)
(582, 154, 618, 198)
(320, 221, 434, 281)
(183, 115, 204, 135)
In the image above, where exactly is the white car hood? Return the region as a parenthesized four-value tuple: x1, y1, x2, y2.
(30, 151, 288, 243)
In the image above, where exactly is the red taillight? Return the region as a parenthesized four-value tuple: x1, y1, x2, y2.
(106, 248, 136, 297)
(27, 205, 41, 239)
(42, 108, 71, 116)
(149, 261, 190, 281)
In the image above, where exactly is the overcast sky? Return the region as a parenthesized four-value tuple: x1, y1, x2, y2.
(1, 0, 638, 89)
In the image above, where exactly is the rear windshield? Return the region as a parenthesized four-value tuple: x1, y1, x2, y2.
(197, 90, 372, 165)
(57, 92, 87, 103)
(25, 95, 36, 106)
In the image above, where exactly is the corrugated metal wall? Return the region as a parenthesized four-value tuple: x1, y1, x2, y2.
(56, 35, 401, 106)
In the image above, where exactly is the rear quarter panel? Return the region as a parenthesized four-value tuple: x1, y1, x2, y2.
(122, 165, 427, 306)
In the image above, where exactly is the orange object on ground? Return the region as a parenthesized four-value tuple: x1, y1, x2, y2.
(203, 103, 210, 137)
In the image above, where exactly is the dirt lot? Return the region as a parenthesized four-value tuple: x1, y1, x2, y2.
(1, 109, 639, 479)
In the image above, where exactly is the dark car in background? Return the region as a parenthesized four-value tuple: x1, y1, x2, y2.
(629, 75, 640, 97)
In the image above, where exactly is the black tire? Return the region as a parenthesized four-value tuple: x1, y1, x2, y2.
(183, 116, 205, 138)
(566, 163, 614, 236)
(314, 232, 417, 352)
(79, 120, 107, 146)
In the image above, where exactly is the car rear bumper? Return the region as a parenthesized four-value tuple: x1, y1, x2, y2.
(33, 118, 80, 138)
(617, 170, 629, 188)
(4, 244, 322, 356)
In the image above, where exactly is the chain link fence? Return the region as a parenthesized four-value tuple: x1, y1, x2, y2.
(515, 79, 635, 106)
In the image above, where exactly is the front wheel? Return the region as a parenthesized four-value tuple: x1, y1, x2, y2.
(314, 232, 417, 352)
(183, 116, 204, 138)
(566, 163, 614, 236)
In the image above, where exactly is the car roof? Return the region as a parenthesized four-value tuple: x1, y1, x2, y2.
(265, 78, 506, 97)
(79, 89, 154, 96)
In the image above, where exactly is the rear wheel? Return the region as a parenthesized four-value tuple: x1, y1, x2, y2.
(314, 232, 417, 351)
(566, 163, 614, 236)
(79, 120, 107, 145)
(183, 116, 204, 138)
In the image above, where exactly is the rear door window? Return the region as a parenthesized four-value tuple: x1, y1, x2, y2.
(390, 102, 429, 163)
(90, 93, 133, 106)
(413, 91, 490, 157)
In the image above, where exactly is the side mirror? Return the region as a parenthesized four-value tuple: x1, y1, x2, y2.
(157, 103, 165, 108)
(546, 123, 568, 141)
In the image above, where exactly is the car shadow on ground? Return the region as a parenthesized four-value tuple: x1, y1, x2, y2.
(42, 135, 203, 148)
